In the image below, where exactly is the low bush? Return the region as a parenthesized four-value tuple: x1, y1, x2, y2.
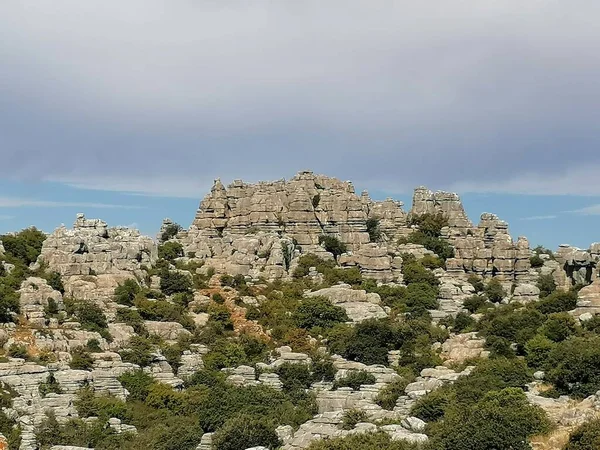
(212, 414, 281, 450)
(119, 336, 154, 367)
(537, 273, 557, 298)
(114, 279, 141, 306)
(306, 431, 419, 450)
(341, 409, 368, 430)
(159, 271, 192, 296)
(70, 347, 94, 370)
(535, 290, 577, 314)
(293, 296, 348, 330)
(318, 235, 347, 259)
(333, 370, 376, 390)
(565, 419, 600, 450)
(158, 241, 184, 261)
(484, 278, 506, 303)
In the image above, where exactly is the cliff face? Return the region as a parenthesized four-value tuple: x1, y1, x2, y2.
(178, 171, 533, 284)
(188, 171, 372, 250)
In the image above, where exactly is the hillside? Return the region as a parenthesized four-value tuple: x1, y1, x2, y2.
(0, 170, 599, 450)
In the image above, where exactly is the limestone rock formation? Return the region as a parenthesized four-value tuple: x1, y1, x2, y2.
(305, 284, 387, 322)
(36, 214, 157, 301)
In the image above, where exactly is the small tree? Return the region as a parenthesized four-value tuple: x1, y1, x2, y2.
(366, 217, 382, 242)
(536, 273, 557, 298)
(484, 278, 506, 303)
(158, 241, 184, 261)
(318, 235, 347, 259)
(212, 414, 281, 450)
(341, 409, 368, 430)
(70, 347, 94, 370)
(293, 297, 348, 330)
(333, 370, 376, 390)
(160, 222, 183, 242)
(160, 271, 192, 296)
(565, 419, 600, 450)
(113, 279, 140, 306)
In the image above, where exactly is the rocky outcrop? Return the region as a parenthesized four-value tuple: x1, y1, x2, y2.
(305, 284, 387, 322)
(446, 214, 531, 281)
(36, 214, 156, 302)
(410, 187, 472, 232)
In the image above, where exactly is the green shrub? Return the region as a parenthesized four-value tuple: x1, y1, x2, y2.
(565, 419, 600, 450)
(36, 411, 130, 450)
(74, 387, 130, 421)
(160, 223, 182, 242)
(44, 297, 59, 316)
(69, 347, 94, 370)
(530, 254, 545, 268)
(293, 254, 336, 278)
(478, 304, 545, 351)
(322, 266, 363, 286)
(207, 304, 233, 331)
(118, 370, 157, 402)
(212, 414, 281, 450)
(276, 363, 313, 397)
(0, 292, 20, 323)
(405, 231, 455, 260)
(312, 194, 321, 209)
(411, 386, 453, 422)
(484, 278, 506, 303)
(39, 373, 62, 397)
(467, 274, 485, 293)
(7, 343, 28, 359)
(366, 217, 382, 242)
(306, 431, 420, 450)
(333, 370, 376, 390)
(86, 338, 102, 353)
(341, 409, 368, 430)
(119, 336, 154, 367)
(537, 273, 557, 298)
(375, 378, 411, 410)
(463, 294, 487, 313)
(212, 292, 225, 304)
(408, 212, 449, 236)
(65, 299, 109, 335)
(115, 308, 147, 335)
(546, 336, 600, 398)
(293, 297, 348, 330)
(160, 271, 192, 295)
(442, 311, 475, 332)
(318, 235, 347, 259)
(158, 241, 184, 261)
(134, 297, 193, 329)
(428, 387, 551, 450)
(185, 369, 226, 388)
(1, 227, 46, 265)
(421, 254, 444, 269)
(525, 334, 556, 369)
(401, 258, 439, 287)
(114, 279, 141, 306)
(44, 271, 65, 294)
(404, 282, 439, 311)
(70, 347, 94, 370)
(311, 358, 336, 383)
(0, 409, 21, 448)
(451, 358, 532, 406)
(541, 312, 578, 342)
(535, 290, 577, 314)
(203, 340, 247, 370)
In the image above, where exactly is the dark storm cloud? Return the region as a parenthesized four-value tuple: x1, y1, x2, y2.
(1, 1, 600, 196)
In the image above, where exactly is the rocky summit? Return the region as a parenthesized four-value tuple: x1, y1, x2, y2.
(0, 170, 599, 450)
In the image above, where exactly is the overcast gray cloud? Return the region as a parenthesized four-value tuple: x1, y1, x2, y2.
(1, 1, 600, 196)
(0, 197, 143, 209)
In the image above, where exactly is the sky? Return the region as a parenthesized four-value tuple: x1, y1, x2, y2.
(0, 1, 599, 249)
